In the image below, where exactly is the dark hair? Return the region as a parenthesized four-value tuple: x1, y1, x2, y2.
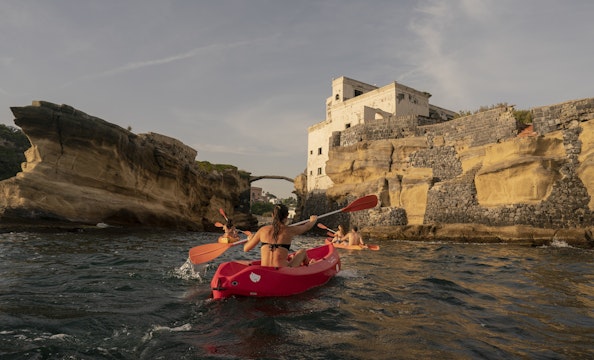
(272, 204, 289, 241)
(226, 219, 233, 227)
(352, 225, 358, 231)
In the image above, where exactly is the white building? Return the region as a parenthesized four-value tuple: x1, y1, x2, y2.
(306, 76, 454, 193)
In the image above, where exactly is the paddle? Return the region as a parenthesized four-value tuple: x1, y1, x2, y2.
(219, 208, 229, 221)
(291, 194, 378, 226)
(317, 223, 336, 233)
(189, 239, 249, 265)
(214, 221, 251, 236)
(188, 195, 378, 264)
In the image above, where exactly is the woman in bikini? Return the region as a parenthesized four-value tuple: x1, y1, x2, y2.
(243, 204, 318, 267)
(331, 224, 347, 244)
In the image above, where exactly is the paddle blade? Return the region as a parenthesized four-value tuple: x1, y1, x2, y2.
(317, 223, 331, 231)
(342, 194, 378, 213)
(188, 239, 247, 265)
(215, 222, 224, 227)
(219, 208, 229, 221)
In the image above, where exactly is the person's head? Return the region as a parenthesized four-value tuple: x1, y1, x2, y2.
(272, 204, 289, 240)
(226, 219, 234, 228)
(338, 225, 345, 232)
(352, 225, 358, 232)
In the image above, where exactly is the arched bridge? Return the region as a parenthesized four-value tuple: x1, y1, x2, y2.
(249, 175, 294, 183)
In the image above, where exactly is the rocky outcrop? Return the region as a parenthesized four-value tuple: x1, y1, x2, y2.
(0, 101, 256, 230)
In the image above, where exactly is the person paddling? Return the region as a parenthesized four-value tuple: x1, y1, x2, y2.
(244, 204, 318, 267)
(223, 219, 239, 239)
(331, 224, 347, 244)
(342, 225, 367, 248)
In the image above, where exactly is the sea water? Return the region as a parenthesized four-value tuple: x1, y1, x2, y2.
(0, 229, 592, 359)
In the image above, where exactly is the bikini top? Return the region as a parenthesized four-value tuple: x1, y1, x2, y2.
(260, 242, 291, 251)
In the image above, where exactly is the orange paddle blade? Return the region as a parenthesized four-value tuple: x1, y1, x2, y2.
(188, 239, 247, 265)
(317, 223, 334, 232)
(219, 208, 229, 221)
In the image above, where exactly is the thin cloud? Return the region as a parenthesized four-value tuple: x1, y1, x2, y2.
(62, 37, 271, 87)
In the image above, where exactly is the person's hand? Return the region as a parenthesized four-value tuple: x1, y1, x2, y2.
(309, 215, 318, 222)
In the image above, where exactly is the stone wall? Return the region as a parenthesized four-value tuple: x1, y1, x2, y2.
(416, 106, 518, 147)
(336, 107, 518, 149)
(304, 97, 594, 231)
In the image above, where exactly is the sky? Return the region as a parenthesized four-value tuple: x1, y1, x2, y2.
(1, 1, 593, 198)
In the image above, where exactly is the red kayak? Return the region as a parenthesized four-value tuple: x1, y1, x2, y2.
(210, 244, 340, 299)
(324, 238, 380, 251)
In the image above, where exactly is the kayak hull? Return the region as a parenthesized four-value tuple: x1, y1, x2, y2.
(210, 244, 340, 299)
(324, 238, 380, 251)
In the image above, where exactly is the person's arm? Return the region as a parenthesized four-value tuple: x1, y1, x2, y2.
(243, 228, 261, 252)
(342, 233, 350, 244)
(290, 215, 318, 235)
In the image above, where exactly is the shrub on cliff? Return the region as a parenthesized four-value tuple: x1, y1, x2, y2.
(0, 124, 30, 180)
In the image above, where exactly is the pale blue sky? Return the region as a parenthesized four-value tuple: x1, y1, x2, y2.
(1, 0, 592, 198)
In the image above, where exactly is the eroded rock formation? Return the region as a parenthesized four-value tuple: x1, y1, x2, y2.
(0, 101, 255, 230)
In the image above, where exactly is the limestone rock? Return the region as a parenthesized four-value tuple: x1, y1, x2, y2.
(0, 101, 254, 230)
(474, 133, 566, 206)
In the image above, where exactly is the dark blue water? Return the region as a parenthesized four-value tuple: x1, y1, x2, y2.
(0, 229, 592, 359)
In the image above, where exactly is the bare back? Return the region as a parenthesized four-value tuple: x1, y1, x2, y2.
(243, 215, 318, 267)
(345, 231, 363, 246)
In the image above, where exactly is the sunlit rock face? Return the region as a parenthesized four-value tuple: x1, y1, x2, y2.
(474, 134, 566, 206)
(0, 101, 252, 230)
(323, 106, 594, 229)
(577, 120, 594, 210)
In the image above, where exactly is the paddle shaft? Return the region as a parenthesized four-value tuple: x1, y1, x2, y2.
(291, 194, 377, 226)
(291, 208, 343, 226)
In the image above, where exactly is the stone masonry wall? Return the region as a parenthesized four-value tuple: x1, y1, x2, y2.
(311, 97, 594, 230)
(424, 126, 593, 228)
(416, 106, 518, 148)
(336, 106, 518, 149)
(422, 99, 594, 229)
(532, 97, 594, 135)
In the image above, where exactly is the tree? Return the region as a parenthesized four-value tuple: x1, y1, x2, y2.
(251, 201, 274, 216)
(0, 125, 30, 180)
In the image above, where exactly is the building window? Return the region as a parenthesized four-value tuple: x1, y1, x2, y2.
(345, 123, 351, 129)
(318, 147, 322, 155)
(317, 167, 322, 175)
(335, 94, 340, 100)
(354, 89, 363, 97)
(310, 150, 313, 155)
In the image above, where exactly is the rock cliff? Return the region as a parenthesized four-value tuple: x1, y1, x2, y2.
(304, 98, 594, 248)
(0, 101, 256, 230)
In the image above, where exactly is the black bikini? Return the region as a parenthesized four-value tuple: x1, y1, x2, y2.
(260, 242, 291, 251)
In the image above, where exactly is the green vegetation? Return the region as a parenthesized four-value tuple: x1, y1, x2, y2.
(251, 196, 297, 217)
(195, 160, 238, 172)
(195, 160, 251, 179)
(513, 110, 532, 125)
(251, 201, 274, 216)
(455, 103, 533, 125)
(455, 102, 509, 118)
(0, 124, 30, 180)
(0, 126, 29, 180)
